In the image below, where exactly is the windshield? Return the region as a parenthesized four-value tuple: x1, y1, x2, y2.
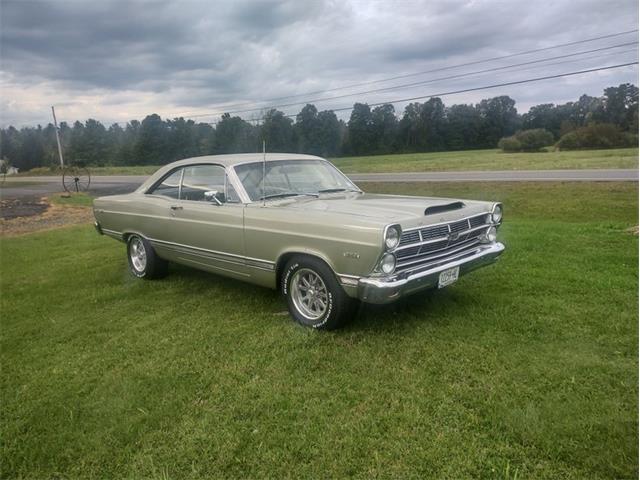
(233, 159, 359, 201)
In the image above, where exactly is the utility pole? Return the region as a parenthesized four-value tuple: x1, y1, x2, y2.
(262, 139, 266, 207)
(51, 106, 65, 168)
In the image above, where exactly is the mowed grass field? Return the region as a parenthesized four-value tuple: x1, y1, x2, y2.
(333, 147, 639, 173)
(15, 147, 639, 176)
(1, 182, 638, 478)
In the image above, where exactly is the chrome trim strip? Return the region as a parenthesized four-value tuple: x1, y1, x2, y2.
(102, 228, 122, 239)
(152, 241, 246, 267)
(226, 165, 252, 204)
(147, 237, 275, 271)
(175, 256, 251, 277)
(337, 273, 361, 287)
(178, 168, 185, 200)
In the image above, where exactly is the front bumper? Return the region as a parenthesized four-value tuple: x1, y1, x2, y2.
(357, 242, 505, 304)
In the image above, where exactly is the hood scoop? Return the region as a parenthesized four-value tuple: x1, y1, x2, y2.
(424, 201, 465, 216)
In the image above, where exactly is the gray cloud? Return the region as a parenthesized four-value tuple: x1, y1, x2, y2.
(0, 0, 637, 126)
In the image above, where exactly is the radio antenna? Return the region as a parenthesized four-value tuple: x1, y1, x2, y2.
(262, 139, 266, 207)
(51, 106, 65, 168)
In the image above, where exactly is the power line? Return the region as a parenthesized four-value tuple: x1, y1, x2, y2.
(222, 61, 638, 125)
(187, 41, 638, 119)
(175, 28, 638, 117)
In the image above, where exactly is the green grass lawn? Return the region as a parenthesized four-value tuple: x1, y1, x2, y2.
(1, 182, 637, 479)
(16, 147, 639, 176)
(0, 180, 48, 188)
(332, 147, 639, 173)
(48, 192, 94, 207)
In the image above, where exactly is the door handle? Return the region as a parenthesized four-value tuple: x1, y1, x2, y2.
(170, 205, 183, 210)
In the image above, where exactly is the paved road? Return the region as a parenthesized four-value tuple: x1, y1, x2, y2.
(1, 169, 637, 199)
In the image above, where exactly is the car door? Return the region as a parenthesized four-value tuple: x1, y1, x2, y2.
(136, 167, 185, 245)
(167, 164, 248, 279)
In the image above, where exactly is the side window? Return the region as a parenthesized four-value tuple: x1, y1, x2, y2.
(226, 182, 241, 203)
(149, 169, 182, 199)
(181, 165, 227, 202)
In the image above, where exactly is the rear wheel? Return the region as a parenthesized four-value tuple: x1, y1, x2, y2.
(282, 256, 355, 330)
(127, 235, 168, 279)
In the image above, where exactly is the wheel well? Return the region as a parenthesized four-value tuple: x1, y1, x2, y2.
(275, 252, 334, 290)
(122, 232, 143, 243)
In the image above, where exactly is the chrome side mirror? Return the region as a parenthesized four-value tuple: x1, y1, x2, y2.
(204, 190, 223, 205)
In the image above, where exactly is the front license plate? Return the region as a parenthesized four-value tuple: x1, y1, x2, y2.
(438, 266, 460, 288)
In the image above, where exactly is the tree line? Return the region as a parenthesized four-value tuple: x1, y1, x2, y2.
(1, 83, 637, 171)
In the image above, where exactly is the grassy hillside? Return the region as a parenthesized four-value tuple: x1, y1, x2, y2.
(332, 147, 639, 173)
(1, 182, 637, 478)
(15, 147, 639, 176)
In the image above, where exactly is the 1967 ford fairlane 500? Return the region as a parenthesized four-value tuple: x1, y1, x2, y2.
(93, 153, 504, 329)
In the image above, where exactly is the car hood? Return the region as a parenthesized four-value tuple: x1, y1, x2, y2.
(278, 192, 494, 228)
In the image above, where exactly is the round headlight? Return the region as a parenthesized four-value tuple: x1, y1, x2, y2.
(491, 205, 503, 223)
(380, 253, 396, 274)
(385, 226, 400, 250)
(481, 226, 497, 243)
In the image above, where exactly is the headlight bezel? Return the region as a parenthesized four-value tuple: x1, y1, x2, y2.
(480, 226, 498, 244)
(491, 203, 503, 224)
(379, 252, 397, 274)
(383, 224, 402, 251)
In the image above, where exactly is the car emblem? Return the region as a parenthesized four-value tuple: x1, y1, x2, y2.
(448, 232, 460, 241)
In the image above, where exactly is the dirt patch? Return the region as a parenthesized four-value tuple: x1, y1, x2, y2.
(0, 196, 93, 236)
(625, 226, 639, 236)
(0, 197, 49, 219)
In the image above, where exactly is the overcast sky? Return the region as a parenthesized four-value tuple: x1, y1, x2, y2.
(1, 0, 638, 128)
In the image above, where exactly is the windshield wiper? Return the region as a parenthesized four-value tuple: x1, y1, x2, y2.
(317, 188, 360, 194)
(259, 192, 319, 200)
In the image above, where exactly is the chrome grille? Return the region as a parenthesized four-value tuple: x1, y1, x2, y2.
(469, 215, 487, 229)
(420, 225, 449, 240)
(397, 245, 420, 259)
(396, 214, 491, 274)
(449, 219, 469, 233)
(399, 230, 420, 246)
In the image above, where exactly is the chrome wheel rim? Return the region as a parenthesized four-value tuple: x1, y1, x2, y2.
(130, 237, 147, 272)
(290, 268, 329, 321)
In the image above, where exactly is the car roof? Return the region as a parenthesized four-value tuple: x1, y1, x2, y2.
(135, 153, 328, 193)
(170, 153, 326, 168)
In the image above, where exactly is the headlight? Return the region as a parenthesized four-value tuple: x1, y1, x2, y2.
(384, 225, 401, 250)
(380, 253, 396, 274)
(491, 204, 503, 223)
(480, 226, 497, 243)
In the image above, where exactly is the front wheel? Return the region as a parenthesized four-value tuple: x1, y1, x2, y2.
(282, 256, 355, 330)
(127, 235, 168, 279)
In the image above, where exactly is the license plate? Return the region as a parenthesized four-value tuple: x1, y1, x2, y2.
(438, 266, 460, 288)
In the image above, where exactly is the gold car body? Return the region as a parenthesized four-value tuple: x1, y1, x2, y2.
(93, 153, 505, 303)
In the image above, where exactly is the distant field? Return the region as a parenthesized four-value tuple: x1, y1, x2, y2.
(1, 182, 637, 479)
(16, 147, 639, 176)
(332, 147, 639, 173)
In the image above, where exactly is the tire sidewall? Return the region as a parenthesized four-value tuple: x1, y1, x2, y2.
(127, 235, 148, 278)
(282, 259, 336, 329)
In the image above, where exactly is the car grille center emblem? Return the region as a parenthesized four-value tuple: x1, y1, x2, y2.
(448, 232, 460, 241)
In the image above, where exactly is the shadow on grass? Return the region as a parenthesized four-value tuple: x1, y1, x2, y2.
(165, 263, 470, 334)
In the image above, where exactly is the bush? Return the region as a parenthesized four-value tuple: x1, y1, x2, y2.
(498, 129, 554, 152)
(497, 136, 521, 152)
(556, 123, 638, 150)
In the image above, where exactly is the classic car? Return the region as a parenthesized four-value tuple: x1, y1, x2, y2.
(93, 153, 505, 329)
